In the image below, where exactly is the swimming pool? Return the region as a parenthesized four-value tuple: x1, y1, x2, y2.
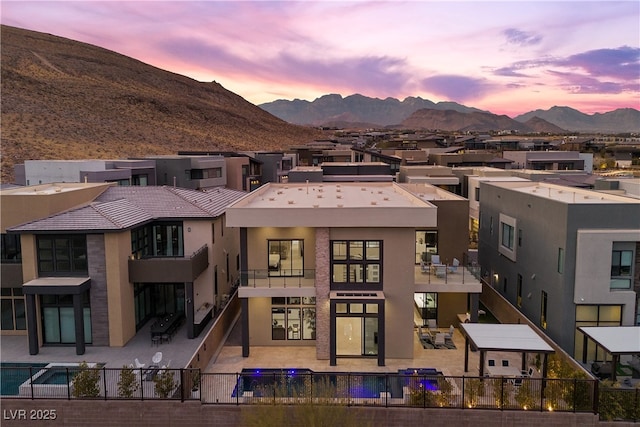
(232, 368, 444, 400)
(0, 362, 48, 396)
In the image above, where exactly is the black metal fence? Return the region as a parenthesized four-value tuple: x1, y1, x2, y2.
(2, 367, 638, 421)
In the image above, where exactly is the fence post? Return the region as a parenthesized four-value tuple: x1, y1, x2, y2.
(573, 378, 577, 413)
(348, 373, 351, 407)
(500, 378, 504, 410)
(385, 374, 389, 408)
(461, 376, 465, 409)
(66, 367, 71, 400)
(29, 367, 34, 400)
(180, 369, 184, 402)
(103, 367, 107, 400)
(141, 368, 144, 401)
(593, 379, 599, 415)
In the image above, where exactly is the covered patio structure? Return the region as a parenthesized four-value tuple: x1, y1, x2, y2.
(459, 323, 554, 377)
(577, 326, 640, 382)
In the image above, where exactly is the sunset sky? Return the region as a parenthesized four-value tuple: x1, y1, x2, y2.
(2, 1, 639, 117)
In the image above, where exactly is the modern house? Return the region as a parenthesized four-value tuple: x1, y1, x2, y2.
(13, 159, 157, 186)
(2, 183, 246, 355)
(226, 182, 481, 366)
(477, 180, 640, 360)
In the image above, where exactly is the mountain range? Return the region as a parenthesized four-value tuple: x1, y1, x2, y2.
(260, 94, 640, 134)
(0, 25, 324, 183)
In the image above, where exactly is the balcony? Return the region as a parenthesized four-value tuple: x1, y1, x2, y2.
(240, 269, 316, 289)
(414, 262, 482, 293)
(128, 245, 208, 283)
(1, 262, 23, 287)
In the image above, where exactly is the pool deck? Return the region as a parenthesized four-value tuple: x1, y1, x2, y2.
(2, 315, 525, 378)
(0, 317, 207, 371)
(205, 319, 489, 377)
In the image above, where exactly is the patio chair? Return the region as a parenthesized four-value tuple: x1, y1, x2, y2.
(431, 254, 441, 265)
(134, 358, 145, 369)
(420, 260, 429, 274)
(447, 258, 460, 273)
(152, 352, 163, 365)
(444, 325, 455, 340)
(427, 319, 438, 333)
(434, 333, 446, 348)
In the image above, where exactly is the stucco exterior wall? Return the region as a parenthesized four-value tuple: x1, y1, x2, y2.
(105, 232, 135, 346)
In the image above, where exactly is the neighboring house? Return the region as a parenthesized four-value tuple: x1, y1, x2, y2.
(143, 155, 227, 189)
(226, 182, 481, 366)
(478, 181, 640, 360)
(1, 184, 246, 355)
(13, 159, 156, 186)
(503, 151, 590, 172)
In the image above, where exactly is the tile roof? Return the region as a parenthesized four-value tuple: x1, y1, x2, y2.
(8, 186, 247, 233)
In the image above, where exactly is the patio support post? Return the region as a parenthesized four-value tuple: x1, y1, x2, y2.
(521, 352, 527, 373)
(611, 354, 619, 382)
(464, 336, 469, 373)
(469, 293, 479, 323)
(582, 333, 589, 363)
(479, 350, 485, 377)
(186, 281, 195, 339)
(377, 300, 385, 367)
(73, 293, 85, 355)
(241, 297, 249, 357)
(26, 293, 39, 355)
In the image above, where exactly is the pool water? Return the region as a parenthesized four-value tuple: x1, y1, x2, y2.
(0, 362, 48, 396)
(32, 368, 79, 385)
(232, 368, 443, 399)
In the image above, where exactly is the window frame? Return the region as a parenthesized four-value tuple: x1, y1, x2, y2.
(330, 240, 382, 290)
(610, 249, 633, 289)
(37, 234, 88, 276)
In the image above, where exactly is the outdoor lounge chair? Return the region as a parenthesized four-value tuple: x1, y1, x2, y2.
(134, 358, 145, 369)
(431, 255, 441, 265)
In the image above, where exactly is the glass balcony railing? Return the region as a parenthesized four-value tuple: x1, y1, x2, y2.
(240, 269, 315, 288)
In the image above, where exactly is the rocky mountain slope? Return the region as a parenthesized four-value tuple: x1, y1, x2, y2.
(0, 25, 324, 183)
(400, 109, 566, 133)
(261, 94, 639, 133)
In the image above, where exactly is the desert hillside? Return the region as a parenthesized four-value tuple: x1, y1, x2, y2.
(0, 25, 324, 183)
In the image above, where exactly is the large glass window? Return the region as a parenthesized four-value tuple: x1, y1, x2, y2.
(574, 305, 622, 360)
(331, 240, 381, 288)
(271, 297, 315, 340)
(131, 222, 183, 258)
(41, 293, 92, 344)
(415, 231, 438, 264)
(540, 291, 548, 330)
(611, 249, 633, 289)
(501, 223, 514, 250)
(1, 288, 26, 331)
(335, 302, 380, 357)
(37, 235, 87, 275)
(1, 234, 21, 262)
(268, 239, 304, 277)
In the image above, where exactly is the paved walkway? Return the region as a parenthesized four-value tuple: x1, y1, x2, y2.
(0, 317, 212, 370)
(205, 319, 486, 377)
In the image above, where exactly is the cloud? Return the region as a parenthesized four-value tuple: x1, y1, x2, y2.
(503, 28, 542, 46)
(159, 37, 410, 95)
(548, 71, 634, 94)
(558, 46, 640, 80)
(418, 75, 495, 102)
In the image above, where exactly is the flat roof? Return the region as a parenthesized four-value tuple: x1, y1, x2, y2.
(227, 182, 437, 228)
(459, 323, 554, 353)
(578, 326, 640, 355)
(486, 181, 640, 204)
(0, 182, 111, 196)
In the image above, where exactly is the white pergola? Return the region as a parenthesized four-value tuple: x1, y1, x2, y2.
(578, 326, 640, 381)
(459, 323, 555, 377)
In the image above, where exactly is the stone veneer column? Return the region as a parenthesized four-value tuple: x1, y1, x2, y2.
(87, 234, 109, 346)
(315, 228, 330, 360)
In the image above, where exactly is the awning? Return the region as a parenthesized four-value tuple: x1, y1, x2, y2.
(22, 277, 91, 295)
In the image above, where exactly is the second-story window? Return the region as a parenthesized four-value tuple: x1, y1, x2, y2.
(268, 239, 304, 277)
(131, 222, 184, 258)
(37, 235, 87, 275)
(1, 233, 21, 262)
(611, 248, 633, 289)
(331, 240, 381, 289)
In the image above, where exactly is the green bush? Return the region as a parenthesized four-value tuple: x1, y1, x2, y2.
(71, 361, 100, 398)
(117, 365, 139, 398)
